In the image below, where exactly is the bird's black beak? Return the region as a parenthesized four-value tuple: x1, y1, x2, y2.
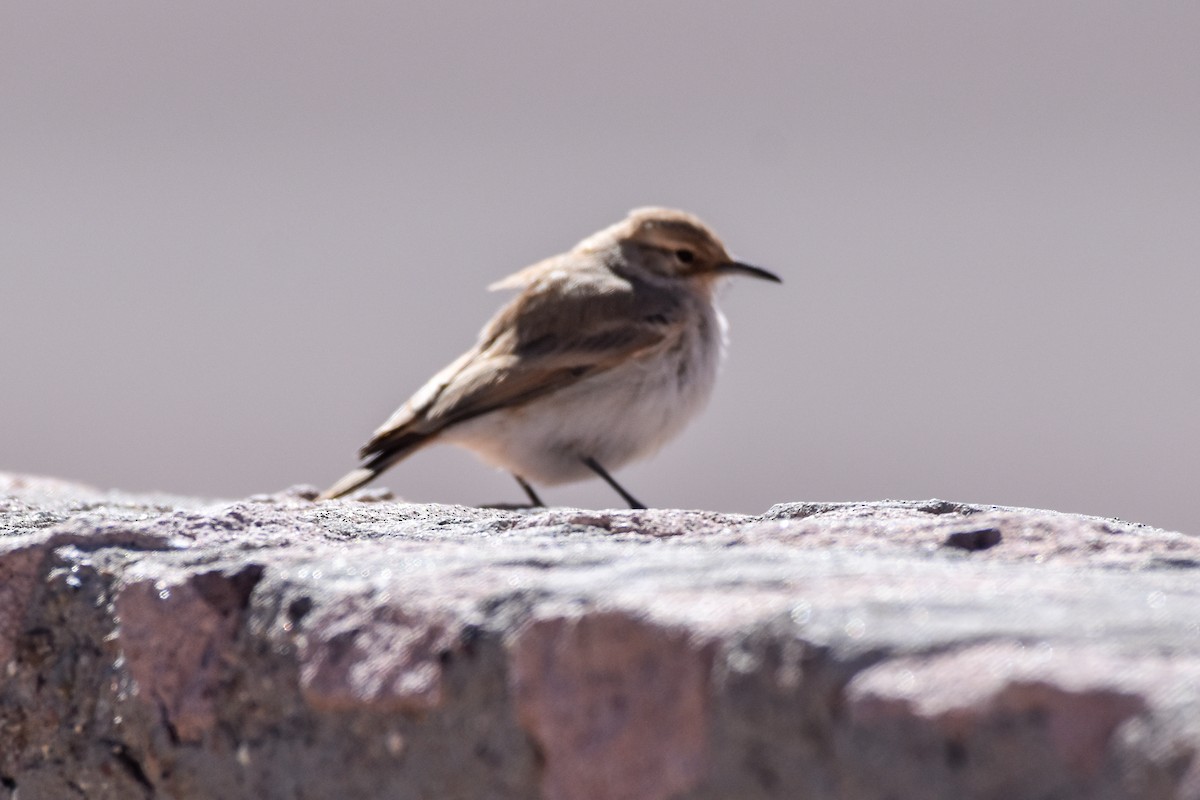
(714, 261, 782, 283)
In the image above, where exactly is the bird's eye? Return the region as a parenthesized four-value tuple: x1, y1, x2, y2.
(674, 249, 695, 263)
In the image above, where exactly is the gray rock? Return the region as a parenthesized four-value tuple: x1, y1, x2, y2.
(2, 472, 1199, 800)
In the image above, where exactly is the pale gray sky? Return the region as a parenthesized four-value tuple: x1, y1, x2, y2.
(3, 2, 1198, 531)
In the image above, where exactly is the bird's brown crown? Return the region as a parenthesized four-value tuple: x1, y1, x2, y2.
(577, 206, 734, 281)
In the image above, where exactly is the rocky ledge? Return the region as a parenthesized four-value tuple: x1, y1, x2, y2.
(2, 472, 1199, 800)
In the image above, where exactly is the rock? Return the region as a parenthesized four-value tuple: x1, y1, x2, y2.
(2, 472, 1200, 800)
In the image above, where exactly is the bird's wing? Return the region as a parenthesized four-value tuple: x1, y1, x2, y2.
(486, 255, 561, 291)
(359, 265, 684, 460)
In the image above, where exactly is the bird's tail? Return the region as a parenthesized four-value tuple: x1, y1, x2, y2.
(318, 466, 383, 501)
(317, 431, 432, 500)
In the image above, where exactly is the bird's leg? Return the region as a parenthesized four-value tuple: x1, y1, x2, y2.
(581, 456, 646, 509)
(513, 474, 546, 507)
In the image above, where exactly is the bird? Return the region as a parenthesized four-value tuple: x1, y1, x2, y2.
(319, 207, 780, 508)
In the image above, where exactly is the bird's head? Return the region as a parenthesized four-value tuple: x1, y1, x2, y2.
(579, 207, 781, 286)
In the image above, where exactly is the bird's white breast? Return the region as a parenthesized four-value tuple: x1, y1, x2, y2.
(443, 297, 728, 485)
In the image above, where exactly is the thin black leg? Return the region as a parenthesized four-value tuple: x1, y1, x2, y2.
(581, 456, 646, 509)
(513, 474, 545, 507)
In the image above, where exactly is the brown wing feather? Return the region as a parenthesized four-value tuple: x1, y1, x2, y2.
(412, 265, 683, 429)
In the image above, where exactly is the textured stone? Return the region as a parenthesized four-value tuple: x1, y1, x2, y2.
(2, 472, 1200, 799)
(512, 611, 714, 800)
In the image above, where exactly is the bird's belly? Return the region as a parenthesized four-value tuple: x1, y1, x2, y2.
(443, 334, 721, 485)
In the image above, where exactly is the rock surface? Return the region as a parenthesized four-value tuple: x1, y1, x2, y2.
(2, 472, 1200, 800)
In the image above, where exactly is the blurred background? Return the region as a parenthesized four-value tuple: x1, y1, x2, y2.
(2, 2, 1198, 530)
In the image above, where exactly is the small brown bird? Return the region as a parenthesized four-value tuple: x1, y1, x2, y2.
(320, 207, 780, 507)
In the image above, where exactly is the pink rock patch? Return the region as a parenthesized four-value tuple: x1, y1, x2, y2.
(848, 642, 1149, 779)
(298, 600, 459, 714)
(115, 567, 261, 742)
(0, 544, 45, 667)
(511, 610, 714, 800)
